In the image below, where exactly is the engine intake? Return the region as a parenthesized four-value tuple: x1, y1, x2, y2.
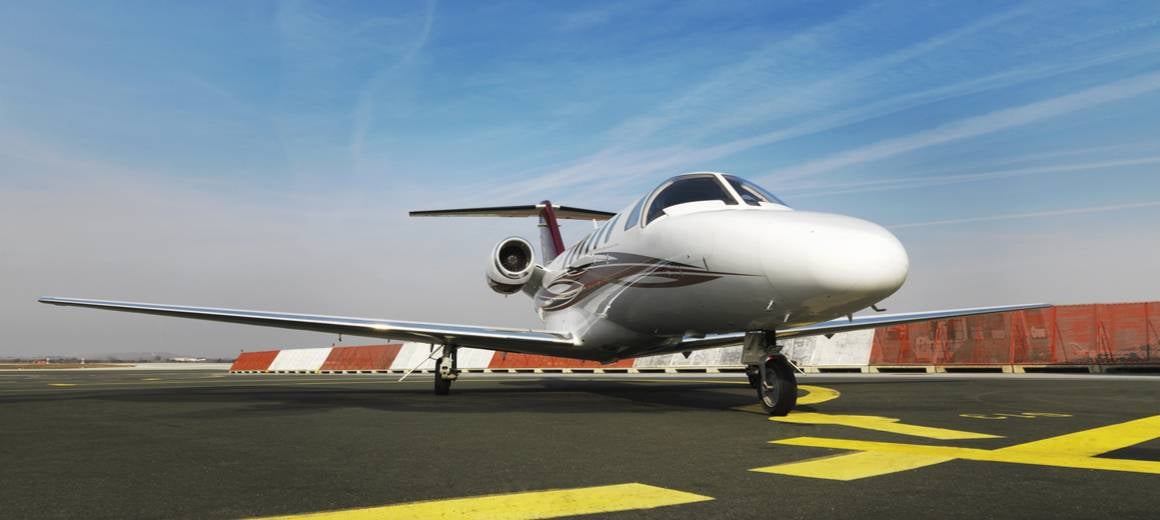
(487, 237, 536, 294)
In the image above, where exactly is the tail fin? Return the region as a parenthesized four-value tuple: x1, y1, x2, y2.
(409, 201, 614, 262)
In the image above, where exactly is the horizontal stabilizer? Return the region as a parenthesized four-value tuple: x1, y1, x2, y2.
(410, 204, 614, 221)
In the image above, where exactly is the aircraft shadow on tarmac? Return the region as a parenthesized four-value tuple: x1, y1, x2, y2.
(1, 379, 837, 416)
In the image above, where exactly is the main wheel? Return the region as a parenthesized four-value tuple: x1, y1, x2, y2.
(757, 355, 797, 416)
(434, 358, 452, 395)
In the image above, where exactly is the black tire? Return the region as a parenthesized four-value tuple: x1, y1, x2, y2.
(434, 358, 452, 396)
(757, 356, 797, 416)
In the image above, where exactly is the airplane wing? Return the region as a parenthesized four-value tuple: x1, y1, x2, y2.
(671, 303, 1052, 352)
(37, 297, 586, 358)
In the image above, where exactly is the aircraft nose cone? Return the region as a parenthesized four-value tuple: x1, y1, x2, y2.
(761, 213, 908, 301)
(814, 218, 908, 294)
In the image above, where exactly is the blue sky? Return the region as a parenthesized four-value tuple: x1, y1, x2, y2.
(2, 1, 1159, 356)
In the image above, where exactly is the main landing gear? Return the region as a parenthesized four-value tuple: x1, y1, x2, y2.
(742, 331, 797, 416)
(434, 344, 459, 395)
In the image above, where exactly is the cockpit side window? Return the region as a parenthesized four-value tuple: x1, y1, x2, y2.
(724, 175, 789, 207)
(623, 197, 644, 230)
(645, 175, 736, 224)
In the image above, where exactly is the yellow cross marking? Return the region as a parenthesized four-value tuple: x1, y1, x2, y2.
(753, 415, 1160, 480)
(247, 483, 713, 520)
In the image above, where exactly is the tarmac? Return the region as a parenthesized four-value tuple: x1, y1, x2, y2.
(0, 370, 1157, 519)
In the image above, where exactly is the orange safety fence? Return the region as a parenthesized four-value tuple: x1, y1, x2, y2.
(489, 352, 635, 369)
(320, 344, 402, 371)
(870, 302, 1160, 365)
(230, 350, 280, 371)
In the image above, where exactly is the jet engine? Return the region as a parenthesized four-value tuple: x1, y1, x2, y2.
(487, 237, 536, 294)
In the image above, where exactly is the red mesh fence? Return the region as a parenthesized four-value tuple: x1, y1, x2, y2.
(229, 350, 280, 371)
(489, 352, 634, 369)
(320, 344, 402, 371)
(870, 302, 1159, 365)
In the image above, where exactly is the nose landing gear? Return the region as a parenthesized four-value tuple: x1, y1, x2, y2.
(742, 330, 797, 416)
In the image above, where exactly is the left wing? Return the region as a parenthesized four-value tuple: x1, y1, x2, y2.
(38, 297, 585, 358)
(671, 303, 1051, 353)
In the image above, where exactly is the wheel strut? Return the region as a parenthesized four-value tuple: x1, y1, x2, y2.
(434, 344, 459, 396)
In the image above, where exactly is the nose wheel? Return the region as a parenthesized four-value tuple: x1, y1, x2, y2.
(757, 354, 797, 416)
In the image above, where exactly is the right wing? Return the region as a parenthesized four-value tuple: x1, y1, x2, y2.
(38, 297, 587, 358)
(672, 303, 1052, 352)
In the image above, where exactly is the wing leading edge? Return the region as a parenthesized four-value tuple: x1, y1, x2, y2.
(672, 303, 1052, 353)
(38, 297, 587, 358)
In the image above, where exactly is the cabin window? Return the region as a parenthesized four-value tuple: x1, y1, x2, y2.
(645, 175, 736, 224)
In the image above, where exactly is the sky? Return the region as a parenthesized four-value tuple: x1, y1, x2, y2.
(2, 0, 1159, 357)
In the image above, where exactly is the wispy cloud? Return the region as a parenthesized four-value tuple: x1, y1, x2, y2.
(765, 70, 1160, 182)
(348, 0, 437, 171)
(888, 201, 1160, 229)
(501, 23, 1160, 200)
(785, 156, 1160, 199)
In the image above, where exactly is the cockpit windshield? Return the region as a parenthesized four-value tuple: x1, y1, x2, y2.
(645, 174, 737, 224)
(723, 175, 788, 207)
(636, 173, 791, 227)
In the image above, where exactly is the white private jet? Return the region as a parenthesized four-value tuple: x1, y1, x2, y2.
(41, 172, 1047, 415)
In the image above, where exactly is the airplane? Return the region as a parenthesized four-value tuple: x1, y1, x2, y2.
(40, 172, 1048, 415)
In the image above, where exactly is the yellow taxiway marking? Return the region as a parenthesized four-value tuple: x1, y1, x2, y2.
(796, 385, 841, 405)
(248, 483, 713, 520)
(48, 383, 76, 387)
(736, 385, 997, 440)
(142, 377, 162, 381)
(732, 385, 841, 414)
(772, 413, 1001, 440)
(961, 412, 1072, 420)
(753, 415, 1160, 480)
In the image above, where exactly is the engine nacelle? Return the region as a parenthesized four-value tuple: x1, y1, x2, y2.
(487, 237, 536, 295)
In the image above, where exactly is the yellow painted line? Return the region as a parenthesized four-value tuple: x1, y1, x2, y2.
(753, 414, 1160, 480)
(248, 483, 713, 520)
(772, 413, 1001, 440)
(757, 449, 953, 481)
(733, 385, 842, 414)
(48, 383, 76, 387)
(142, 377, 162, 381)
(797, 385, 840, 405)
(735, 384, 997, 440)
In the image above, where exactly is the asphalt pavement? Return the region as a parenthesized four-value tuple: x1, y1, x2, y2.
(0, 370, 1157, 519)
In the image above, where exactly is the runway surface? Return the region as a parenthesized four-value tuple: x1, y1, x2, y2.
(0, 370, 1157, 519)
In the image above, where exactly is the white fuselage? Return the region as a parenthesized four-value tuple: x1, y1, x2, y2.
(528, 177, 909, 360)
